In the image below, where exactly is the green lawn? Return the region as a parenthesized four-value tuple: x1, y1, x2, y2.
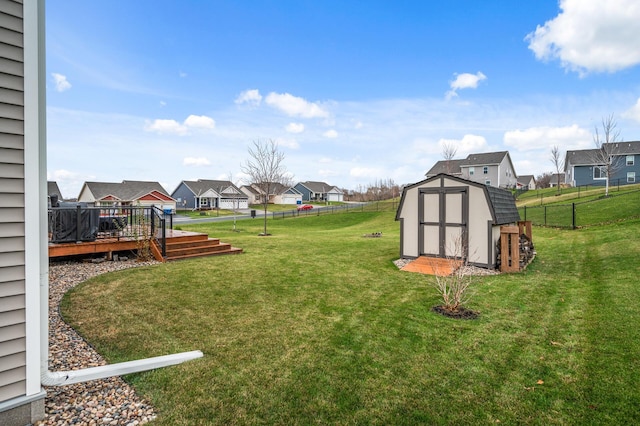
(61, 210, 640, 425)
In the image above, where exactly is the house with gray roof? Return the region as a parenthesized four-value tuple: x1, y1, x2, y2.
(171, 179, 248, 210)
(396, 173, 520, 269)
(294, 181, 344, 202)
(47, 181, 64, 200)
(565, 141, 640, 187)
(426, 151, 518, 189)
(241, 182, 302, 205)
(78, 180, 177, 212)
(517, 175, 536, 190)
(425, 159, 464, 179)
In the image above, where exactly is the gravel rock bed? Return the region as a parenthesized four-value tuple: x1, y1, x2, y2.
(393, 258, 499, 276)
(36, 259, 159, 426)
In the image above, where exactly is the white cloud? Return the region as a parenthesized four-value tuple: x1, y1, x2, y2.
(285, 122, 305, 133)
(350, 167, 385, 178)
(275, 138, 300, 149)
(446, 72, 487, 99)
(319, 157, 332, 164)
(503, 125, 591, 151)
(52, 73, 72, 92)
(623, 98, 640, 123)
(235, 89, 262, 106)
(144, 119, 188, 135)
(526, 0, 640, 74)
(183, 157, 211, 167)
(179, 71, 188, 78)
(319, 169, 340, 177)
(145, 114, 215, 135)
(184, 114, 216, 129)
(323, 129, 338, 138)
(265, 92, 329, 118)
(437, 134, 488, 156)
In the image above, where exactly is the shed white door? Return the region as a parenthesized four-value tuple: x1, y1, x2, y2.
(418, 187, 468, 258)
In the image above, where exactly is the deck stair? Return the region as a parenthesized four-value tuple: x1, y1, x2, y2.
(159, 230, 242, 261)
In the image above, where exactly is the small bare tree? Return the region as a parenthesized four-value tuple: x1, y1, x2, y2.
(550, 145, 564, 194)
(442, 141, 458, 174)
(241, 139, 288, 236)
(591, 114, 623, 196)
(429, 232, 477, 317)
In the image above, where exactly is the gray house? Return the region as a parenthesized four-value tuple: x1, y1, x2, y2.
(395, 174, 520, 269)
(294, 181, 344, 202)
(565, 141, 640, 187)
(171, 180, 249, 210)
(0, 2, 47, 423)
(517, 175, 536, 190)
(426, 151, 518, 189)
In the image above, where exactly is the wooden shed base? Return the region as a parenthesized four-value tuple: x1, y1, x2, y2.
(401, 257, 462, 276)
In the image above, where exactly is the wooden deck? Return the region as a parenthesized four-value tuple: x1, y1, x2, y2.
(401, 256, 462, 276)
(48, 229, 242, 262)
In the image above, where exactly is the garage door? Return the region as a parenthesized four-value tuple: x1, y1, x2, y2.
(418, 187, 468, 259)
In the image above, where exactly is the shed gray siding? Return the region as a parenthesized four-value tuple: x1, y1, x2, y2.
(0, 0, 27, 404)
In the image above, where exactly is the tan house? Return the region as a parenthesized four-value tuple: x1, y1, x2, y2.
(78, 180, 177, 212)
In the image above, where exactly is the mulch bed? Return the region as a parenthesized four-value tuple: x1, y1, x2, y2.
(431, 305, 480, 320)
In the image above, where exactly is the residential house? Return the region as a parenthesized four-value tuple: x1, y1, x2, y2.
(459, 151, 518, 189)
(78, 180, 177, 212)
(565, 142, 640, 187)
(424, 159, 464, 179)
(0, 2, 47, 423)
(171, 180, 249, 210)
(425, 151, 518, 189)
(240, 185, 262, 205)
(549, 173, 565, 188)
(241, 182, 302, 205)
(294, 181, 344, 202)
(517, 175, 536, 190)
(47, 181, 63, 201)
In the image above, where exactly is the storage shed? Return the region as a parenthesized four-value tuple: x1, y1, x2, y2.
(395, 174, 520, 269)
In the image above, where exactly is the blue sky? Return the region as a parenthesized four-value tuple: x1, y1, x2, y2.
(46, 0, 640, 198)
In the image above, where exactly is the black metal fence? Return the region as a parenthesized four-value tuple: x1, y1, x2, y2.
(518, 189, 640, 229)
(270, 201, 398, 220)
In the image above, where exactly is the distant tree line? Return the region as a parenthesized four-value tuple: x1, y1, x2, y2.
(343, 178, 404, 202)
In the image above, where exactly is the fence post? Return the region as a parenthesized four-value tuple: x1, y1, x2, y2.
(544, 206, 547, 226)
(524, 206, 527, 221)
(572, 203, 576, 229)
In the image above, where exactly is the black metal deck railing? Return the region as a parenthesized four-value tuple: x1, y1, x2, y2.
(48, 204, 171, 257)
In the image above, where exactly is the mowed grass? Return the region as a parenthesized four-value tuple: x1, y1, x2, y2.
(61, 210, 640, 425)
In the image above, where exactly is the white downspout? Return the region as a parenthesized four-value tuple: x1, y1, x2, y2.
(41, 351, 203, 386)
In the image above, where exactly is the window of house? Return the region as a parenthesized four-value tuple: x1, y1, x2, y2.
(483, 166, 488, 174)
(627, 155, 635, 166)
(593, 166, 607, 180)
(628, 172, 636, 183)
(469, 167, 475, 176)
(485, 180, 491, 186)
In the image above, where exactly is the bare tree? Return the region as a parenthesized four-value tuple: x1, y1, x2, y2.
(550, 145, 564, 194)
(442, 141, 458, 174)
(241, 139, 288, 236)
(591, 114, 623, 196)
(536, 172, 553, 188)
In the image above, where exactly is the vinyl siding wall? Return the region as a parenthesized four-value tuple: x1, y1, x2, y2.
(0, 0, 27, 403)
